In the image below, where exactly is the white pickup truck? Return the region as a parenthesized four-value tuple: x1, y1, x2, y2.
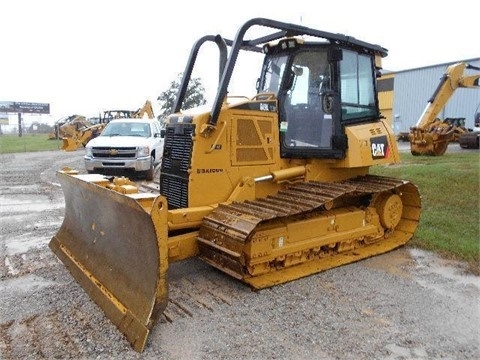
(84, 118, 164, 180)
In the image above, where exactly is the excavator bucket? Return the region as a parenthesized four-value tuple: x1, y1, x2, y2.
(49, 171, 169, 352)
(409, 126, 454, 156)
(61, 137, 80, 151)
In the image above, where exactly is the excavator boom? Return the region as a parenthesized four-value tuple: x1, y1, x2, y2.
(133, 99, 155, 119)
(408, 62, 480, 155)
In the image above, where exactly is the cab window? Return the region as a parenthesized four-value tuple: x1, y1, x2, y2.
(281, 49, 332, 149)
(340, 50, 377, 121)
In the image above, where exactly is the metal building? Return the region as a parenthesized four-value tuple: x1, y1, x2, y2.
(378, 58, 480, 135)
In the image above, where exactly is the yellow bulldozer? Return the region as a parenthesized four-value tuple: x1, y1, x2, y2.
(48, 114, 90, 140)
(408, 62, 480, 156)
(50, 18, 422, 352)
(60, 122, 106, 151)
(48, 114, 103, 152)
(60, 100, 155, 151)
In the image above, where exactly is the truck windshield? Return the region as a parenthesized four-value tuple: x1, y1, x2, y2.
(102, 122, 151, 137)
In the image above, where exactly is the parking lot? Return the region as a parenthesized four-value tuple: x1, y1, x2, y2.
(0, 148, 478, 359)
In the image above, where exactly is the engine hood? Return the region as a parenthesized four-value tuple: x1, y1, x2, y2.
(87, 136, 151, 148)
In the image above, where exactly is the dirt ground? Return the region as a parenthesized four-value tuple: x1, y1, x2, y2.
(0, 148, 479, 359)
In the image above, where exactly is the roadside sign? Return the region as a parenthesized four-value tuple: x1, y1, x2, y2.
(0, 101, 50, 114)
(0, 101, 15, 113)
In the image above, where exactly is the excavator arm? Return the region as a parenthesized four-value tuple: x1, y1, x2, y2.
(409, 62, 480, 155)
(132, 100, 155, 119)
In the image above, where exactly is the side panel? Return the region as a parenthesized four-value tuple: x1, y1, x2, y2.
(231, 113, 276, 166)
(185, 108, 284, 208)
(333, 120, 400, 168)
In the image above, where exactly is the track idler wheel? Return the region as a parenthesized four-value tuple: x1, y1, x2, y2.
(375, 192, 403, 230)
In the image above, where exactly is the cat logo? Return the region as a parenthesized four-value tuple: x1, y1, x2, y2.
(260, 103, 269, 111)
(370, 135, 389, 159)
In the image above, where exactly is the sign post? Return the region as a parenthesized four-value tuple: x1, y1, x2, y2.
(18, 113, 22, 137)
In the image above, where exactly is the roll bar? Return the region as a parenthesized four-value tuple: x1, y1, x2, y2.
(174, 17, 388, 128)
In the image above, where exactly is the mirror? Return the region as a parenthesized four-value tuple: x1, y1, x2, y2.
(322, 93, 334, 114)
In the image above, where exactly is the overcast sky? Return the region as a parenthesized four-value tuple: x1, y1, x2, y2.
(1, 0, 478, 123)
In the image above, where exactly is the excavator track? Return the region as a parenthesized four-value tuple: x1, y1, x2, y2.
(197, 175, 421, 289)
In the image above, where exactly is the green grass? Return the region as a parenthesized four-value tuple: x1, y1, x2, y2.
(0, 134, 63, 153)
(370, 151, 480, 274)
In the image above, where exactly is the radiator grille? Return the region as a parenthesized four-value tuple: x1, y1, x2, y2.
(91, 146, 137, 158)
(160, 124, 195, 209)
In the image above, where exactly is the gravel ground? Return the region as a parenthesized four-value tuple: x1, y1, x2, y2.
(0, 147, 479, 360)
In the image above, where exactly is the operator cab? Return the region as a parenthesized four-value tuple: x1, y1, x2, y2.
(257, 38, 381, 159)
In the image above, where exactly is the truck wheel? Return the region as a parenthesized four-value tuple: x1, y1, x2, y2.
(145, 157, 155, 181)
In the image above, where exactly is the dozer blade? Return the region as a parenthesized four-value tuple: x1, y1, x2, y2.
(49, 171, 169, 352)
(61, 137, 80, 151)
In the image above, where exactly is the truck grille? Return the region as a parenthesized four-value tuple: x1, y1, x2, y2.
(91, 147, 137, 159)
(160, 123, 195, 209)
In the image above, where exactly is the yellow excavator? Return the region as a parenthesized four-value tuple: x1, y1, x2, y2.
(133, 99, 155, 119)
(408, 62, 480, 156)
(49, 18, 422, 352)
(61, 100, 155, 151)
(100, 99, 155, 122)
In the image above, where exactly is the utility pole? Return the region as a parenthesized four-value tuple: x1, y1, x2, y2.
(18, 112, 22, 137)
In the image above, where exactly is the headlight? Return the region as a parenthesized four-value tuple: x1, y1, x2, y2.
(85, 146, 92, 157)
(138, 146, 150, 157)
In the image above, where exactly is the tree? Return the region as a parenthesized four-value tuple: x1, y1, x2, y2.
(156, 73, 206, 127)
